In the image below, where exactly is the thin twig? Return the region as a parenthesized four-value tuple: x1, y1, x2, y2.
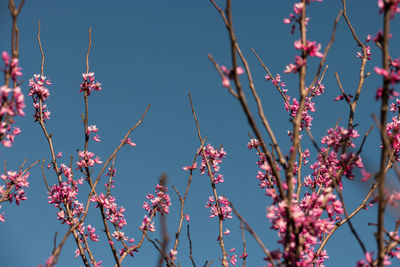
(158, 174, 170, 267)
(230, 202, 278, 267)
(251, 48, 287, 102)
(187, 224, 196, 267)
(37, 20, 45, 76)
(240, 222, 247, 267)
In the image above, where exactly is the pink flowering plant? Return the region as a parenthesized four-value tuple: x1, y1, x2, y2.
(3, 0, 400, 266)
(0, 1, 38, 225)
(206, 0, 400, 266)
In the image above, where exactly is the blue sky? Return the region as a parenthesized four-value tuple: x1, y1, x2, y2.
(1, 0, 400, 266)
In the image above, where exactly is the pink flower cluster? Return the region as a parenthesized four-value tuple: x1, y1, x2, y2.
(0, 170, 30, 222)
(92, 193, 127, 228)
(79, 72, 102, 96)
(2, 51, 22, 82)
(374, 39, 400, 100)
(199, 144, 227, 184)
(305, 127, 363, 189)
(90, 171, 136, 254)
(284, 40, 323, 74)
(0, 125, 21, 148)
(0, 86, 25, 118)
(385, 115, 400, 161)
(182, 162, 197, 171)
(79, 224, 100, 242)
(143, 184, 171, 215)
(334, 92, 353, 102)
(294, 40, 323, 58)
(283, 2, 306, 34)
(357, 251, 392, 266)
(375, 56, 400, 85)
(356, 35, 372, 60)
(105, 167, 116, 189)
(266, 188, 342, 266)
(220, 65, 244, 88)
(140, 184, 171, 232)
(284, 56, 306, 74)
(205, 195, 232, 220)
(228, 247, 238, 265)
(76, 151, 103, 169)
(373, 30, 392, 46)
(378, 0, 400, 18)
(265, 73, 288, 93)
(139, 215, 156, 232)
(28, 74, 51, 122)
(321, 126, 359, 152)
(0, 51, 25, 148)
(49, 182, 84, 225)
(256, 151, 277, 189)
(87, 125, 100, 142)
(247, 138, 260, 149)
(112, 230, 128, 241)
(285, 96, 316, 132)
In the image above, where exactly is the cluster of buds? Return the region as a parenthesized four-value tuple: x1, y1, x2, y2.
(205, 195, 232, 220)
(1, 51, 25, 147)
(220, 65, 244, 88)
(199, 144, 227, 184)
(2, 51, 22, 82)
(79, 72, 102, 96)
(76, 151, 103, 169)
(28, 74, 51, 122)
(0, 171, 30, 221)
(139, 184, 171, 235)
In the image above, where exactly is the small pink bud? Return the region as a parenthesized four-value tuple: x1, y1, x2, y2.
(2, 51, 10, 65)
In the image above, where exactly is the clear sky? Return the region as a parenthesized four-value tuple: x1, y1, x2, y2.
(1, 0, 400, 266)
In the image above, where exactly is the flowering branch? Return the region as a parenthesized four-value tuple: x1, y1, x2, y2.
(209, 0, 285, 201)
(172, 147, 202, 258)
(188, 93, 229, 267)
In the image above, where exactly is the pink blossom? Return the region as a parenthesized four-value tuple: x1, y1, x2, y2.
(294, 2, 304, 15)
(378, 0, 400, 18)
(87, 125, 99, 133)
(169, 249, 178, 261)
(185, 213, 190, 222)
(143, 184, 171, 215)
(182, 162, 197, 171)
(294, 40, 323, 58)
(29, 74, 51, 122)
(229, 254, 238, 265)
(206, 196, 232, 220)
(222, 77, 230, 87)
(2, 51, 10, 65)
(140, 215, 156, 232)
(86, 224, 100, 242)
(10, 58, 22, 81)
(80, 72, 102, 95)
(122, 137, 136, 147)
(76, 151, 103, 169)
(247, 138, 260, 149)
(112, 230, 128, 241)
(284, 56, 306, 74)
(220, 65, 245, 88)
(361, 169, 372, 182)
(93, 134, 101, 142)
(283, 18, 291, 24)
